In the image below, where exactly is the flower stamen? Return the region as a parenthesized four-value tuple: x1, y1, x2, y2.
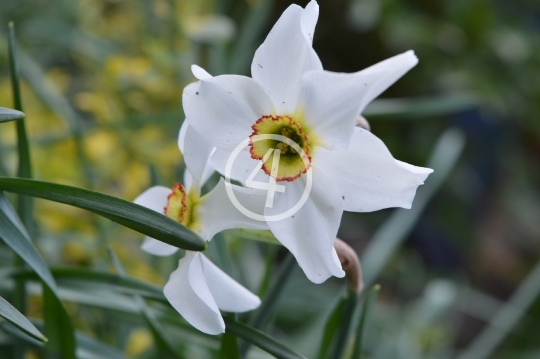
(249, 115, 312, 182)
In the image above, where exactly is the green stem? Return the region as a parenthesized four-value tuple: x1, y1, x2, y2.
(8, 23, 32, 335)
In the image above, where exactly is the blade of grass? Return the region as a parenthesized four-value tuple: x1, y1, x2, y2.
(220, 315, 241, 359)
(107, 247, 178, 357)
(0, 193, 56, 292)
(363, 94, 477, 120)
(8, 22, 32, 327)
(8, 22, 32, 226)
(9, 267, 164, 300)
(241, 253, 297, 355)
(229, 0, 274, 74)
(317, 295, 346, 359)
(361, 128, 466, 287)
(225, 228, 281, 246)
(456, 259, 540, 359)
(0, 177, 206, 251)
(329, 290, 360, 359)
(0, 294, 47, 342)
(42, 285, 77, 359)
(0, 321, 127, 359)
(0, 192, 76, 358)
(224, 317, 307, 359)
(351, 285, 380, 359)
(0, 107, 24, 123)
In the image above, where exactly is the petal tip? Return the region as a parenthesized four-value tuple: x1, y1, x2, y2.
(191, 64, 212, 80)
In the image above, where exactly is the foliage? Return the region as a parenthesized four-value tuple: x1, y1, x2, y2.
(0, 0, 539, 358)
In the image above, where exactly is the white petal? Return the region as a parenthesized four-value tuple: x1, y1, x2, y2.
(298, 51, 417, 149)
(356, 50, 418, 113)
(183, 75, 274, 151)
(178, 120, 188, 153)
(133, 186, 171, 213)
(251, 3, 322, 113)
(265, 171, 345, 283)
(200, 255, 261, 312)
(197, 178, 268, 241)
(298, 69, 388, 149)
(178, 120, 215, 184)
(317, 127, 433, 212)
(164, 252, 225, 335)
(133, 186, 179, 256)
(209, 148, 259, 185)
(141, 236, 178, 256)
(395, 160, 433, 182)
(301, 1, 319, 45)
(191, 64, 212, 80)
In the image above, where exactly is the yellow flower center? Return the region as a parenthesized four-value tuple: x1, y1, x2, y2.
(164, 183, 199, 231)
(249, 115, 312, 182)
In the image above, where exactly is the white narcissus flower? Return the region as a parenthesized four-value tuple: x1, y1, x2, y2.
(134, 170, 267, 334)
(181, 0, 433, 284)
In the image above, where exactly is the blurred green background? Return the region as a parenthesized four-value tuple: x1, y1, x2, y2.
(1, 0, 540, 358)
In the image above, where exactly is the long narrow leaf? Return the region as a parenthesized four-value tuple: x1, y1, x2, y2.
(8, 22, 32, 331)
(0, 107, 24, 123)
(0, 193, 76, 358)
(329, 290, 360, 359)
(0, 295, 47, 342)
(8, 22, 33, 223)
(456, 259, 540, 359)
(224, 317, 307, 359)
(241, 253, 297, 355)
(363, 94, 477, 120)
(43, 285, 77, 359)
(0, 193, 56, 291)
(107, 248, 178, 356)
(0, 321, 126, 359)
(352, 285, 380, 359)
(0, 177, 206, 251)
(10, 267, 164, 300)
(317, 295, 346, 359)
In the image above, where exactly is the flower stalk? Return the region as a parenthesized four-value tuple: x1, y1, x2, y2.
(334, 238, 364, 293)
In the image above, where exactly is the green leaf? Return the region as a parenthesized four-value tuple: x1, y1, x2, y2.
(329, 290, 360, 359)
(0, 177, 206, 251)
(224, 228, 281, 246)
(229, 0, 275, 74)
(224, 317, 307, 359)
(361, 128, 466, 287)
(363, 94, 477, 120)
(0, 295, 47, 342)
(0, 321, 127, 359)
(8, 22, 24, 113)
(0, 107, 25, 123)
(241, 253, 297, 355)
(8, 23, 33, 222)
(43, 285, 77, 359)
(0, 192, 56, 291)
(0, 193, 77, 358)
(107, 247, 178, 357)
(456, 259, 540, 359)
(219, 320, 240, 359)
(10, 267, 164, 300)
(352, 285, 380, 359)
(317, 295, 346, 359)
